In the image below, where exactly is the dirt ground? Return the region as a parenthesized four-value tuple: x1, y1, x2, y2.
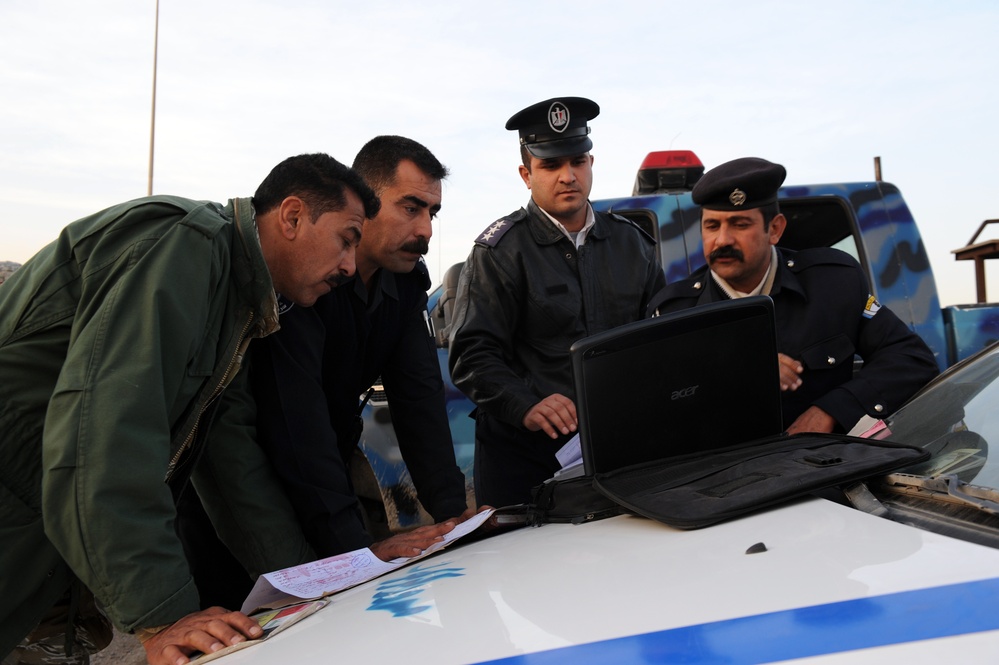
(92, 630, 145, 665)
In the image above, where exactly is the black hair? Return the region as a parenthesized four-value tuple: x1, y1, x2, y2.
(253, 153, 380, 221)
(520, 144, 532, 171)
(352, 136, 449, 194)
(760, 202, 781, 230)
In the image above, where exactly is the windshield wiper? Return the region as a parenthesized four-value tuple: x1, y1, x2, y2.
(878, 473, 999, 516)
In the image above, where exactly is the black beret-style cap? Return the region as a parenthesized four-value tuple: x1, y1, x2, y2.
(505, 97, 600, 159)
(691, 157, 787, 211)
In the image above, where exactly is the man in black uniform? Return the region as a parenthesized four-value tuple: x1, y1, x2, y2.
(448, 97, 667, 507)
(249, 136, 470, 562)
(647, 157, 938, 434)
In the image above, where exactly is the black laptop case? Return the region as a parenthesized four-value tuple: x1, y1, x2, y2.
(571, 296, 929, 529)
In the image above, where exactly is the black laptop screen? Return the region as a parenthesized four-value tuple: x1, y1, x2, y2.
(572, 297, 782, 476)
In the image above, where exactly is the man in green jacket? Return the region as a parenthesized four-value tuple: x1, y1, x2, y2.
(0, 153, 452, 665)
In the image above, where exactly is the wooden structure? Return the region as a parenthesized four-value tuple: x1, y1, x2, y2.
(953, 219, 999, 303)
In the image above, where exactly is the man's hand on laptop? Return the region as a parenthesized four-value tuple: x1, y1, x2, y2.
(778, 353, 803, 391)
(523, 394, 578, 439)
(786, 405, 836, 435)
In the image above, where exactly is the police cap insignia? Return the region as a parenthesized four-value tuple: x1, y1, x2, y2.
(506, 96, 599, 159)
(548, 101, 570, 132)
(692, 157, 786, 211)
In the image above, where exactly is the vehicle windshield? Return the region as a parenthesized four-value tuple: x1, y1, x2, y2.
(884, 343, 999, 490)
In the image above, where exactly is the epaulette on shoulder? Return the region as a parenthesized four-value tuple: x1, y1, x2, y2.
(474, 209, 526, 247)
(607, 212, 656, 244)
(648, 275, 704, 316)
(671, 275, 708, 298)
(783, 247, 860, 272)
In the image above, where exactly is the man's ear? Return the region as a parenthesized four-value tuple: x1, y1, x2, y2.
(277, 196, 305, 239)
(518, 164, 532, 190)
(769, 213, 787, 245)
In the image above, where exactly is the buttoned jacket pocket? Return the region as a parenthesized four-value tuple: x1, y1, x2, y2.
(799, 334, 855, 370)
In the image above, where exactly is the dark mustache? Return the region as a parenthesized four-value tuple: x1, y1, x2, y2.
(327, 272, 351, 287)
(400, 238, 430, 255)
(709, 246, 744, 262)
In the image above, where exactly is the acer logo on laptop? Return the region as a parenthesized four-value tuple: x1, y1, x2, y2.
(671, 385, 699, 400)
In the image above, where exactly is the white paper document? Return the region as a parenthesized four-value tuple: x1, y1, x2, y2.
(241, 508, 495, 613)
(555, 433, 582, 468)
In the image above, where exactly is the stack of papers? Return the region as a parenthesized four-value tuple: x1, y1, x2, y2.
(554, 433, 584, 478)
(241, 508, 495, 614)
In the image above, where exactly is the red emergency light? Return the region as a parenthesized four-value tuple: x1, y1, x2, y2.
(632, 150, 704, 196)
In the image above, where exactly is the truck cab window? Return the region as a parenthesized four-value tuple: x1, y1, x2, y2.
(779, 199, 861, 264)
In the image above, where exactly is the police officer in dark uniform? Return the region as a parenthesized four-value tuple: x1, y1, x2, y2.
(647, 157, 938, 434)
(250, 136, 469, 561)
(448, 97, 667, 507)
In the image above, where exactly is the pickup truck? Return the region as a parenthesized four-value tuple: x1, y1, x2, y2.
(356, 150, 999, 533)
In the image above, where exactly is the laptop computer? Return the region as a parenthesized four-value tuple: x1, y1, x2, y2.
(570, 296, 928, 529)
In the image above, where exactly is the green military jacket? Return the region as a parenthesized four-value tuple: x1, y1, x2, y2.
(0, 196, 312, 652)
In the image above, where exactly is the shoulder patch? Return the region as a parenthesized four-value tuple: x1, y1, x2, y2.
(608, 212, 656, 244)
(474, 209, 526, 247)
(862, 294, 882, 319)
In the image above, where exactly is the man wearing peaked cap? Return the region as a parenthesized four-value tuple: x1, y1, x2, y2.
(647, 157, 938, 435)
(447, 97, 666, 507)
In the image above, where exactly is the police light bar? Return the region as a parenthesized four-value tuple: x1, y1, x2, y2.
(632, 150, 705, 196)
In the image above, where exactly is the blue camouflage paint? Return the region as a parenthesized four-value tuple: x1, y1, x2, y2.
(475, 577, 999, 665)
(944, 304, 999, 362)
(367, 561, 465, 617)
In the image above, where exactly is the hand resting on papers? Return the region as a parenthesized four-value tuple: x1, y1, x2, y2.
(141, 607, 263, 665)
(368, 507, 493, 561)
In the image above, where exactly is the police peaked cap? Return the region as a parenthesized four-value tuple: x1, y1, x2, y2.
(692, 157, 787, 211)
(506, 97, 600, 159)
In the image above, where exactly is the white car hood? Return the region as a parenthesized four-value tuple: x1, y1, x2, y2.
(221, 497, 999, 664)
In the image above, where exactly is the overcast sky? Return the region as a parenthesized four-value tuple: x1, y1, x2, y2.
(2, 1, 997, 306)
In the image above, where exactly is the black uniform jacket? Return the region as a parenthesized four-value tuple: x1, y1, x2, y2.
(251, 260, 466, 556)
(448, 200, 666, 506)
(449, 200, 667, 427)
(647, 247, 939, 431)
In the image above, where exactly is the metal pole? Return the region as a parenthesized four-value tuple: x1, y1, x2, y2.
(873, 156, 882, 182)
(147, 0, 159, 196)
